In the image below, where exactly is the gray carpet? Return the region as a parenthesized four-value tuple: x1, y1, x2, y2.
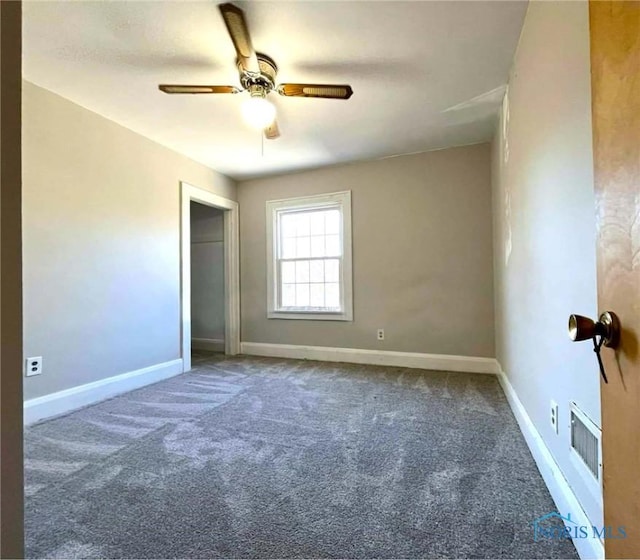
(25, 353, 577, 559)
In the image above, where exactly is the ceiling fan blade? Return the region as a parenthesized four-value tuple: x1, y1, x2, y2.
(218, 3, 260, 74)
(159, 85, 240, 94)
(264, 120, 280, 140)
(277, 84, 353, 100)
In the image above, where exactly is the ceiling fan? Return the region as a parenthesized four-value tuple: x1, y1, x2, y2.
(159, 3, 354, 140)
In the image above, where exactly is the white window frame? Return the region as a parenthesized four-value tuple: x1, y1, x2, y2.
(266, 191, 353, 321)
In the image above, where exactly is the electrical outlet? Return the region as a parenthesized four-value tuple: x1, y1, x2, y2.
(25, 356, 43, 377)
(550, 400, 559, 434)
(377, 329, 385, 341)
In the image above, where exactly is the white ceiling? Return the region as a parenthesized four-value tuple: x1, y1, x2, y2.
(23, 1, 527, 180)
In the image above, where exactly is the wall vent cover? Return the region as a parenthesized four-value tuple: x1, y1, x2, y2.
(570, 402, 601, 481)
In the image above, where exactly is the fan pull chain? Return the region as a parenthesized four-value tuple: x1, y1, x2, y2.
(261, 130, 264, 157)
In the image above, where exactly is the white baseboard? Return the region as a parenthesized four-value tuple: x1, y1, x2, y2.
(240, 342, 500, 374)
(497, 369, 604, 560)
(24, 358, 183, 426)
(192, 337, 225, 352)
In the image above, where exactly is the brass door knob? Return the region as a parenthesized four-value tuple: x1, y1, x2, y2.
(568, 311, 620, 384)
(568, 311, 620, 348)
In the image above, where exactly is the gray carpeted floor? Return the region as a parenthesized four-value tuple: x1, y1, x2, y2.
(25, 353, 577, 559)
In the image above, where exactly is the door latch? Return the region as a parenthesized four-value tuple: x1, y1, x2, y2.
(568, 311, 620, 384)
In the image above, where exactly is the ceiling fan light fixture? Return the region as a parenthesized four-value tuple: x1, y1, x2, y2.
(241, 86, 276, 129)
(159, 3, 354, 139)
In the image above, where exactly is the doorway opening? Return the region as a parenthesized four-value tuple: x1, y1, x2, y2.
(180, 182, 240, 373)
(190, 201, 225, 361)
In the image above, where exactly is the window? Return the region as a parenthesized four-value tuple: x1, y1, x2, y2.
(266, 191, 353, 321)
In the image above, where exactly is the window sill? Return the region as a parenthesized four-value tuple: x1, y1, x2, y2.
(267, 310, 353, 321)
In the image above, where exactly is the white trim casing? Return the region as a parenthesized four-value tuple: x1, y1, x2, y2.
(24, 359, 183, 425)
(266, 191, 353, 321)
(497, 369, 604, 560)
(191, 338, 225, 352)
(240, 342, 499, 374)
(181, 182, 240, 372)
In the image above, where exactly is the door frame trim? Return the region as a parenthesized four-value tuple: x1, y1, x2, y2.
(180, 182, 240, 372)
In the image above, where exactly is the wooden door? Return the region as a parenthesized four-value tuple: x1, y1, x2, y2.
(589, 3, 640, 557)
(0, 1, 24, 558)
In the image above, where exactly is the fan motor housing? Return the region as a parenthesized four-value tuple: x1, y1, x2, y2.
(238, 53, 278, 92)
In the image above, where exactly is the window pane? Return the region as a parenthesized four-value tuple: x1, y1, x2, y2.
(326, 283, 340, 308)
(310, 260, 324, 282)
(325, 259, 340, 282)
(280, 213, 297, 238)
(295, 260, 310, 283)
(325, 210, 340, 234)
(310, 235, 325, 257)
(296, 213, 310, 237)
(310, 284, 325, 307)
(310, 212, 325, 235)
(282, 238, 296, 259)
(296, 284, 310, 307)
(296, 237, 311, 258)
(325, 234, 341, 257)
(281, 261, 295, 283)
(282, 284, 296, 307)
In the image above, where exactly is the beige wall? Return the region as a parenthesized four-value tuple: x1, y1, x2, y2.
(22, 81, 236, 400)
(492, 1, 601, 525)
(238, 144, 494, 358)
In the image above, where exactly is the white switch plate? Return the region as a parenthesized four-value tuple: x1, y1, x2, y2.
(25, 356, 42, 377)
